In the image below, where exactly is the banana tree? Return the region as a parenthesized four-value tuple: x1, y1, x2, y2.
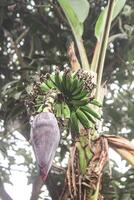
(26, 0, 134, 199)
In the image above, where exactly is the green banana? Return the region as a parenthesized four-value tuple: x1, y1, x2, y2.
(79, 135, 87, 147)
(62, 72, 67, 92)
(70, 111, 80, 133)
(76, 109, 92, 129)
(54, 102, 62, 118)
(85, 146, 93, 161)
(71, 80, 83, 96)
(45, 79, 55, 89)
(71, 71, 77, 79)
(71, 90, 88, 101)
(62, 102, 70, 118)
(81, 105, 101, 120)
(70, 98, 89, 107)
(65, 74, 72, 94)
(61, 101, 65, 119)
(90, 98, 102, 107)
(80, 107, 95, 124)
(69, 78, 79, 94)
(76, 142, 87, 175)
(50, 73, 57, 87)
(40, 82, 50, 92)
(35, 95, 44, 104)
(37, 104, 44, 113)
(54, 71, 63, 90)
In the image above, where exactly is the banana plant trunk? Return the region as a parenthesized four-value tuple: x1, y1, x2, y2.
(58, 1, 116, 199)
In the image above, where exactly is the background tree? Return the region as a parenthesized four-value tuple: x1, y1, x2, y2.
(0, 0, 134, 199)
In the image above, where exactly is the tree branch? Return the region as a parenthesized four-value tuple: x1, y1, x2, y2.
(16, 27, 29, 45)
(109, 33, 128, 43)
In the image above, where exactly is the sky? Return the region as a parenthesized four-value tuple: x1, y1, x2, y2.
(5, 172, 32, 200)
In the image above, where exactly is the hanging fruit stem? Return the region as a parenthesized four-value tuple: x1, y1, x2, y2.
(43, 90, 58, 112)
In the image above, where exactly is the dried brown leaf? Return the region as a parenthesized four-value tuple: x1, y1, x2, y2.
(67, 41, 81, 72)
(103, 135, 134, 167)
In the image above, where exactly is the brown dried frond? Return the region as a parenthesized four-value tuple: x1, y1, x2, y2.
(104, 134, 134, 167)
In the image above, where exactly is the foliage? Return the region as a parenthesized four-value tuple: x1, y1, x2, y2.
(0, 0, 134, 199)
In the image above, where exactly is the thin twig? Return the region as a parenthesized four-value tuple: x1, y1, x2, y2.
(16, 27, 29, 44)
(109, 33, 128, 43)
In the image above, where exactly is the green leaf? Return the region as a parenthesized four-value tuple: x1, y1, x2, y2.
(95, 0, 126, 40)
(58, 0, 89, 37)
(69, 0, 90, 23)
(112, 0, 126, 20)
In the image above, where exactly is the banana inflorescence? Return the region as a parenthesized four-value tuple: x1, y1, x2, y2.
(27, 68, 102, 134)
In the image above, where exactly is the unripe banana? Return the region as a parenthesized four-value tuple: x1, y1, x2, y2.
(70, 98, 89, 107)
(40, 82, 50, 92)
(76, 142, 87, 175)
(62, 102, 70, 118)
(46, 79, 55, 89)
(85, 146, 93, 161)
(76, 109, 92, 129)
(65, 74, 72, 94)
(62, 72, 67, 92)
(54, 102, 62, 118)
(90, 99, 102, 107)
(54, 71, 63, 91)
(71, 90, 88, 100)
(80, 107, 95, 124)
(71, 81, 83, 96)
(70, 111, 80, 133)
(81, 105, 101, 120)
(37, 104, 44, 113)
(69, 78, 79, 93)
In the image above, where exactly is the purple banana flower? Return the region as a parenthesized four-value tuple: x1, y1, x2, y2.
(30, 112, 60, 181)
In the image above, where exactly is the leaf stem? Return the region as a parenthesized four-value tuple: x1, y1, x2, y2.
(74, 34, 90, 71)
(96, 0, 115, 100)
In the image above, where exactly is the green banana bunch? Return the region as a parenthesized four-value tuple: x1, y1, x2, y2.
(34, 69, 102, 132)
(40, 70, 89, 100)
(69, 103, 102, 133)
